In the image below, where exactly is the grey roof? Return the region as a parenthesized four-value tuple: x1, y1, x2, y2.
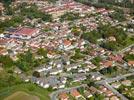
(48, 76, 60, 85)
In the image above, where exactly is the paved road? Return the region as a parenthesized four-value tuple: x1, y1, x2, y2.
(117, 43, 134, 54)
(96, 72, 134, 100)
(103, 81, 128, 100)
(96, 72, 134, 84)
(50, 84, 87, 100)
(115, 62, 128, 70)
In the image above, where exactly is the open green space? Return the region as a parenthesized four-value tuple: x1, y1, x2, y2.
(0, 83, 50, 100)
(4, 91, 39, 100)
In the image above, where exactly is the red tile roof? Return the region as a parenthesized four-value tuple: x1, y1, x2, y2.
(63, 40, 71, 46)
(13, 27, 39, 36)
(0, 39, 9, 45)
(59, 92, 68, 100)
(101, 61, 113, 67)
(128, 61, 134, 65)
(71, 89, 81, 97)
(109, 55, 123, 62)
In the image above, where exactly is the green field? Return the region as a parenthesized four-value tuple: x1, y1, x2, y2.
(4, 91, 39, 100)
(0, 83, 50, 100)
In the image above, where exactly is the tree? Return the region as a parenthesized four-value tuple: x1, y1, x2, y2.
(1, 0, 12, 6)
(94, 93, 105, 100)
(16, 50, 37, 71)
(33, 71, 40, 78)
(78, 87, 84, 94)
(100, 41, 118, 51)
(91, 56, 102, 66)
(71, 49, 85, 60)
(81, 31, 100, 44)
(80, 24, 87, 32)
(37, 48, 47, 57)
(0, 55, 14, 68)
(124, 54, 134, 61)
(5, 6, 14, 15)
(109, 8, 126, 22)
(46, 0, 58, 4)
(71, 26, 81, 36)
(20, 4, 52, 21)
(60, 12, 80, 22)
(22, 42, 26, 48)
(42, 13, 52, 22)
(0, 71, 22, 89)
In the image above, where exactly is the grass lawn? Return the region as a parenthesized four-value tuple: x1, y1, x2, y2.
(68, 82, 81, 87)
(4, 91, 39, 100)
(118, 37, 134, 51)
(0, 83, 50, 100)
(68, 94, 75, 100)
(78, 96, 86, 100)
(100, 66, 128, 78)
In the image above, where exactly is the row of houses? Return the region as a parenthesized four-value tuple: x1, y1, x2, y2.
(31, 76, 67, 89)
(58, 85, 120, 100)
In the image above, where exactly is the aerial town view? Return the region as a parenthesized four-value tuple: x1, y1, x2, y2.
(0, 0, 134, 100)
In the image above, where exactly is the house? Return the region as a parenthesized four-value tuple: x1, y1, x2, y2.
(96, 48, 105, 54)
(0, 47, 8, 55)
(84, 90, 93, 98)
(43, 83, 49, 88)
(10, 27, 40, 39)
(60, 77, 67, 84)
(109, 55, 123, 62)
(97, 8, 108, 14)
(100, 61, 114, 68)
(99, 86, 107, 93)
(58, 83, 65, 89)
(36, 67, 47, 73)
(72, 75, 86, 82)
(63, 40, 71, 47)
(89, 86, 98, 94)
(105, 90, 114, 97)
(49, 68, 63, 75)
(14, 67, 22, 74)
(128, 61, 134, 67)
(70, 89, 81, 99)
(59, 92, 69, 100)
(108, 36, 116, 42)
(20, 74, 30, 82)
(47, 51, 57, 58)
(87, 64, 97, 70)
(59, 39, 75, 50)
(48, 76, 60, 89)
(39, 79, 50, 88)
(110, 96, 119, 100)
(0, 3, 4, 15)
(55, 60, 62, 68)
(66, 60, 70, 65)
(90, 72, 102, 81)
(66, 64, 78, 71)
(111, 82, 121, 89)
(51, 84, 58, 89)
(84, 67, 90, 72)
(0, 66, 3, 72)
(78, 68, 86, 73)
(35, 55, 44, 59)
(121, 80, 132, 86)
(0, 39, 9, 47)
